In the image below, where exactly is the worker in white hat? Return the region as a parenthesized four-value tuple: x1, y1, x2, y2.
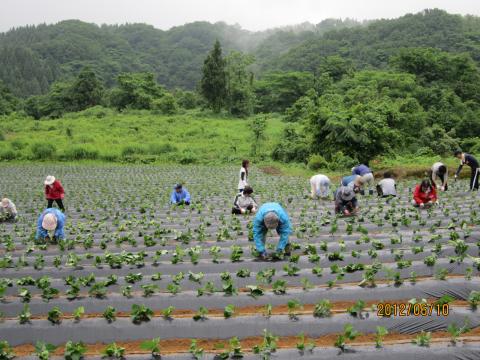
(252, 202, 292, 260)
(0, 198, 17, 221)
(36, 208, 66, 242)
(44, 175, 65, 211)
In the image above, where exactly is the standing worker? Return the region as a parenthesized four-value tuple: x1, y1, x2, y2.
(0, 198, 17, 222)
(454, 151, 479, 191)
(310, 174, 331, 199)
(238, 160, 250, 193)
(431, 162, 448, 191)
(44, 175, 65, 211)
(352, 164, 374, 195)
(253, 203, 292, 260)
(170, 184, 191, 205)
(36, 208, 66, 242)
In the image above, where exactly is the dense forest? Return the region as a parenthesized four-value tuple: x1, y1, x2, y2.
(1, 9, 480, 168)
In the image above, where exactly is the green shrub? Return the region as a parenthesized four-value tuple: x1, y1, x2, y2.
(121, 145, 147, 157)
(147, 143, 178, 155)
(30, 143, 56, 160)
(308, 154, 329, 170)
(178, 150, 198, 164)
(10, 140, 26, 150)
(153, 93, 178, 115)
(62, 147, 99, 160)
(0, 149, 18, 160)
(327, 151, 356, 171)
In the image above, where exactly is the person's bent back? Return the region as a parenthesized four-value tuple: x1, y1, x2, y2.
(253, 203, 292, 259)
(36, 208, 66, 242)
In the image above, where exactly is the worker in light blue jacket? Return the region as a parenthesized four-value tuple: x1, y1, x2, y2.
(253, 202, 292, 259)
(170, 184, 191, 205)
(36, 208, 66, 242)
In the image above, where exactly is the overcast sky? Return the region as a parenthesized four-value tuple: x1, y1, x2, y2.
(1, 0, 479, 32)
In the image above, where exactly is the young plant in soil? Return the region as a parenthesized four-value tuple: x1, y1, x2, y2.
(375, 326, 388, 348)
(224, 304, 235, 319)
(296, 332, 315, 354)
(412, 331, 431, 347)
(253, 329, 278, 358)
(468, 290, 480, 309)
(283, 263, 300, 276)
(287, 299, 303, 320)
(131, 304, 154, 324)
(334, 324, 360, 352)
(189, 339, 204, 360)
(447, 319, 471, 344)
(247, 285, 264, 299)
(73, 306, 85, 321)
(272, 279, 287, 295)
(256, 268, 276, 284)
(18, 304, 31, 324)
(264, 304, 272, 318)
(193, 306, 209, 321)
(209, 246, 221, 263)
(162, 306, 175, 320)
(141, 284, 159, 297)
(230, 245, 244, 262)
(64, 341, 87, 360)
(313, 299, 332, 318)
(140, 338, 161, 359)
(236, 268, 251, 278)
(102, 343, 125, 359)
(35, 341, 56, 360)
(0, 341, 14, 360)
(347, 300, 365, 318)
(103, 306, 117, 323)
(47, 306, 63, 324)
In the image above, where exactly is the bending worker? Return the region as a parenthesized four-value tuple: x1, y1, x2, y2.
(310, 174, 331, 199)
(253, 202, 292, 260)
(352, 164, 374, 195)
(36, 208, 66, 242)
(431, 162, 448, 191)
(454, 151, 479, 191)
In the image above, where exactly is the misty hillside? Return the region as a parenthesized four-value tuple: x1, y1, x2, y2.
(0, 8, 479, 97)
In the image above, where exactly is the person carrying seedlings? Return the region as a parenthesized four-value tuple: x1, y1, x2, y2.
(310, 174, 331, 199)
(334, 185, 360, 216)
(253, 202, 292, 260)
(412, 179, 438, 208)
(232, 186, 258, 214)
(170, 184, 191, 205)
(0, 198, 17, 222)
(352, 164, 374, 194)
(376, 172, 397, 198)
(238, 159, 250, 193)
(36, 208, 66, 242)
(44, 175, 65, 211)
(454, 151, 479, 191)
(431, 162, 448, 191)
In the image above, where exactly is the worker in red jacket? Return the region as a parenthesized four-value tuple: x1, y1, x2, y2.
(412, 179, 438, 208)
(44, 175, 65, 211)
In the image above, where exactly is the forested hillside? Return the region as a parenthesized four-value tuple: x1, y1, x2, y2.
(0, 18, 359, 97)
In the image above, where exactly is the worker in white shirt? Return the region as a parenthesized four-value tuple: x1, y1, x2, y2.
(431, 162, 448, 191)
(376, 172, 397, 199)
(310, 174, 331, 199)
(0, 198, 17, 222)
(238, 159, 250, 193)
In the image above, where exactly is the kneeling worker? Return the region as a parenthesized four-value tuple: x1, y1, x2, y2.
(335, 185, 359, 216)
(376, 172, 397, 198)
(232, 186, 258, 214)
(170, 184, 191, 205)
(253, 203, 292, 260)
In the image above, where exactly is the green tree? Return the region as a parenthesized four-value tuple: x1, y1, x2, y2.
(110, 72, 164, 110)
(225, 51, 255, 117)
(0, 81, 18, 115)
(249, 116, 267, 157)
(69, 67, 104, 111)
(200, 40, 227, 112)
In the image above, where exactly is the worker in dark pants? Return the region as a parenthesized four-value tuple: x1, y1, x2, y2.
(454, 151, 479, 191)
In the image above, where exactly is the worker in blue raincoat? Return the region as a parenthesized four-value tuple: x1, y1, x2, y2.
(253, 202, 292, 260)
(170, 184, 191, 205)
(36, 208, 66, 242)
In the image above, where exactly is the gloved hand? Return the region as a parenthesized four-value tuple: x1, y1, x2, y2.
(419, 203, 425, 208)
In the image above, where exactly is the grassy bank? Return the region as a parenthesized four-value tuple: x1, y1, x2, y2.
(0, 108, 474, 180)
